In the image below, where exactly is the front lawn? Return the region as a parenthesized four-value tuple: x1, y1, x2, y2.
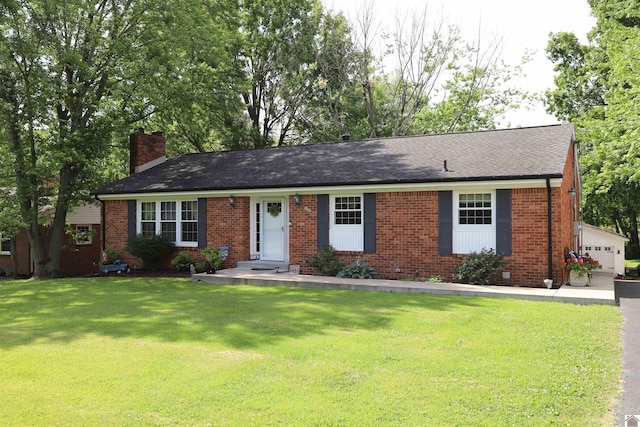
(0, 277, 622, 426)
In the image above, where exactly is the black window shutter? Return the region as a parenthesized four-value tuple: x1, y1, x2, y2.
(317, 194, 329, 249)
(127, 200, 136, 239)
(438, 191, 453, 255)
(363, 193, 376, 253)
(496, 189, 512, 256)
(197, 198, 207, 248)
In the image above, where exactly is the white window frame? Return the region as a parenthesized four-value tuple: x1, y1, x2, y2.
(330, 195, 364, 251)
(74, 225, 93, 245)
(137, 200, 198, 247)
(452, 190, 496, 254)
(0, 233, 11, 255)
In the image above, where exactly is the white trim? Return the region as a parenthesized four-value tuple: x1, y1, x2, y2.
(74, 224, 93, 245)
(136, 200, 199, 248)
(249, 197, 259, 259)
(330, 194, 364, 252)
(0, 233, 11, 255)
(581, 223, 629, 242)
(96, 178, 563, 200)
(249, 196, 289, 261)
(452, 190, 496, 254)
(259, 197, 289, 261)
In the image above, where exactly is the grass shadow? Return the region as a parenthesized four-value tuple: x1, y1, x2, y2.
(0, 276, 486, 349)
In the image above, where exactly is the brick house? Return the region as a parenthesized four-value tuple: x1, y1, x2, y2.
(0, 203, 102, 277)
(92, 125, 580, 287)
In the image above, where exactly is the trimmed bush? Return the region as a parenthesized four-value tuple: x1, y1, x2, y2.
(338, 259, 379, 279)
(454, 248, 509, 285)
(171, 252, 195, 272)
(305, 245, 345, 276)
(126, 234, 175, 270)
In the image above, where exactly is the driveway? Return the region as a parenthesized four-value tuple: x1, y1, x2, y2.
(618, 297, 640, 425)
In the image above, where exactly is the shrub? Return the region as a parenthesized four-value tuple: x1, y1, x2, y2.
(103, 248, 121, 264)
(201, 247, 222, 271)
(305, 245, 345, 276)
(171, 252, 195, 272)
(426, 275, 444, 283)
(337, 259, 379, 279)
(126, 234, 175, 269)
(454, 248, 509, 285)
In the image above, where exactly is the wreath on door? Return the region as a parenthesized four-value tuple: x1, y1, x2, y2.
(268, 203, 281, 217)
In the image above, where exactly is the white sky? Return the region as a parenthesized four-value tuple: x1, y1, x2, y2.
(322, 0, 596, 127)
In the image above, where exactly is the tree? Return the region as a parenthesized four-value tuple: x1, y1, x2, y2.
(545, 0, 640, 256)
(295, 10, 361, 143)
(313, 2, 533, 141)
(141, 1, 245, 154)
(0, 0, 230, 277)
(238, 0, 321, 148)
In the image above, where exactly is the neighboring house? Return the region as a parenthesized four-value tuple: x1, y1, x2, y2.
(581, 223, 628, 277)
(0, 203, 102, 277)
(92, 125, 580, 287)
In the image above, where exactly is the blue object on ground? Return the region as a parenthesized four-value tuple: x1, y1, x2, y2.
(101, 260, 129, 273)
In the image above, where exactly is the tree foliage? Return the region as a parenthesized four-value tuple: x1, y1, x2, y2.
(0, 0, 234, 277)
(545, 0, 640, 256)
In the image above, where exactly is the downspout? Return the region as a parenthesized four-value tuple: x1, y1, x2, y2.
(546, 178, 553, 280)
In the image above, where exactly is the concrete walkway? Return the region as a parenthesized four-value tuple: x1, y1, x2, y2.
(193, 269, 615, 305)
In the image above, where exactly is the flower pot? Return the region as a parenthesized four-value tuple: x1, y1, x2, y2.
(569, 270, 589, 286)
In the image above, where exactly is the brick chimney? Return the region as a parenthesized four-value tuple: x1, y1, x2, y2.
(129, 128, 166, 174)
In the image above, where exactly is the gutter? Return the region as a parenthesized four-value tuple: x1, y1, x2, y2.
(546, 178, 553, 281)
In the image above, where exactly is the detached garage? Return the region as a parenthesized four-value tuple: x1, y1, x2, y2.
(581, 223, 628, 277)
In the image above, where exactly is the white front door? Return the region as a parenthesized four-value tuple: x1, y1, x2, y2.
(261, 199, 286, 260)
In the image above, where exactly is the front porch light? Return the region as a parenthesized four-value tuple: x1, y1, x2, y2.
(294, 194, 301, 206)
(229, 195, 235, 207)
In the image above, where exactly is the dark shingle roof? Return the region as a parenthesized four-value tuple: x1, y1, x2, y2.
(92, 124, 575, 195)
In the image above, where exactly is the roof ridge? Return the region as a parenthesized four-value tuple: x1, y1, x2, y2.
(173, 123, 572, 157)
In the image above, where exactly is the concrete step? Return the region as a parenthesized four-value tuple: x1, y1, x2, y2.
(236, 260, 290, 272)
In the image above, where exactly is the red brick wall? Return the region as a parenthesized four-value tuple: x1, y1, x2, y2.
(102, 167, 576, 287)
(206, 197, 251, 269)
(289, 194, 319, 268)
(103, 197, 251, 270)
(0, 225, 103, 277)
(558, 142, 579, 282)
(0, 229, 31, 276)
(510, 188, 553, 286)
(103, 200, 133, 264)
(58, 224, 103, 276)
(292, 187, 574, 287)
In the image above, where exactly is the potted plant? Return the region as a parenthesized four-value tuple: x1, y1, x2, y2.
(201, 247, 222, 274)
(581, 252, 601, 279)
(565, 252, 600, 286)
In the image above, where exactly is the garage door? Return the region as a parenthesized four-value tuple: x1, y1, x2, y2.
(583, 245, 615, 271)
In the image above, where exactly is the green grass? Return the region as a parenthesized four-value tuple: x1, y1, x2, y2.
(0, 277, 622, 426)
(625, 258, 640, 267)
